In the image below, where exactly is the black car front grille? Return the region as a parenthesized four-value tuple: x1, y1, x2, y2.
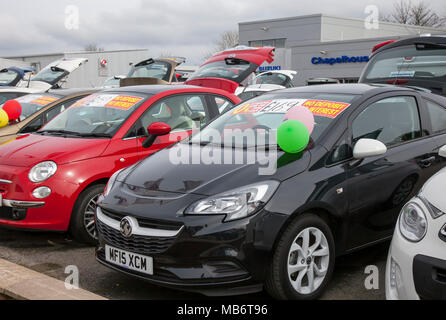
(97, 219, 177, 255)
(101, 208, 183, 231)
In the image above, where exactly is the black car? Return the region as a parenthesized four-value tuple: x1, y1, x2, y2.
(96, 84, 446, 299)
(360, 35, 446, 96)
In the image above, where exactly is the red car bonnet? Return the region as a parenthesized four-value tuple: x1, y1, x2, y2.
(186, 46, 275, 93)
(0, 134, 109, 167)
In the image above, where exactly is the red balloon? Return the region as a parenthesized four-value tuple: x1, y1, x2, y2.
(2, 100, 22, 121)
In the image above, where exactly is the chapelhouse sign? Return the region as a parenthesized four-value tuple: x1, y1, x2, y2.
(312, 55, 370, 65)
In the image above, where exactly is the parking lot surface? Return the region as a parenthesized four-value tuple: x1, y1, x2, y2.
(0, 227, 387, 300)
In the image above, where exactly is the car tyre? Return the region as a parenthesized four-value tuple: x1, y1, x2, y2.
(70, 184, 105, 245)
(265, 213, 335, 300)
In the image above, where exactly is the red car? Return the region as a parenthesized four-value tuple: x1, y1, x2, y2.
(186, 45, 276, 93)
(0, 85, 240, 243)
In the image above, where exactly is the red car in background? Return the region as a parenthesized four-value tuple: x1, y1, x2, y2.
(186, 45, 275, 93)
(0, 85, 240, 243)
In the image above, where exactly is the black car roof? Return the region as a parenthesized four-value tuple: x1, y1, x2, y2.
(275, 83, 417, 95)
(102, 85, 200, 95)
(372, 35, 446, 56)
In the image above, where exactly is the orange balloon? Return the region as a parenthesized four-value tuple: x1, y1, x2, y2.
(0, 109, 9, 128)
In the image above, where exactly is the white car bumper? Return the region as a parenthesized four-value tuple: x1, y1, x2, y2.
(386, 197, 446, 300)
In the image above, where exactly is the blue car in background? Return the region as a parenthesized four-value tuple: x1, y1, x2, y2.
(0, 66, 34, 87)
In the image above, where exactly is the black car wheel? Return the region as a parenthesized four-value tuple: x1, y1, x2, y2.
(266, 214, 335, 300)
(70, 184, 105, 245)
(391, 177, 416, 206)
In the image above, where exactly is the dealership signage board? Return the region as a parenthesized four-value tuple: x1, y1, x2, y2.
(311, 55, 370, 65)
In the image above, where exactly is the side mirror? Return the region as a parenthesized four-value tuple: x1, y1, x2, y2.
(439, 145, 446, 158)
(142, 122, 171, 149)
(353, 138, 387, 159)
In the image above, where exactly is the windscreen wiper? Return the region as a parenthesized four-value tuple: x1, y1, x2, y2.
(414, 41, 446, 49)
(37, 130, 111, 138)
(76, 132, 112, 138)
(37, 130, 83, 136)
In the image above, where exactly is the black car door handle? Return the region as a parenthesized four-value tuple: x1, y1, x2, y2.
(419, 156, 436, 167)
(420, 156, 436, 163)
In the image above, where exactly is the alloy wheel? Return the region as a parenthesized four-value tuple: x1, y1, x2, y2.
(287, 227, 330, 295)
(83, 194, 100, 240)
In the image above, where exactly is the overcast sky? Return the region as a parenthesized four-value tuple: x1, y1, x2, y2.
(0, 0, 445, 64)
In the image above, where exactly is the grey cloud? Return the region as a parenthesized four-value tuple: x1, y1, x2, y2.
(1, 0, 445, 64)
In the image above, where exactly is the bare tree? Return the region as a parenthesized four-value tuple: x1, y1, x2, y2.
(215, 30, 239, 52)
(383, 0, 445, 27)
(411, 1, 444, 27)
(391, 0, 413, 24)
(203, 30, 240, 60)
(84, 44, 104, 52)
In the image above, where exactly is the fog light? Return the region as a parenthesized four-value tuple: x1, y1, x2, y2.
(32, 187, 51, 199)
(390, 258, 398, 288)
(387, 257, 403, 300)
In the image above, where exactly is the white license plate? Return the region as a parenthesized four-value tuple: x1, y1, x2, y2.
(0, 193, 2, 207)
(105, 245, 153, 275)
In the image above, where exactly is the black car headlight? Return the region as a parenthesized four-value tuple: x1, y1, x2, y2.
(185, 181, 280, 222)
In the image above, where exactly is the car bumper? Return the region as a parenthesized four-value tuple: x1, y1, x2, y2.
(386, 198, 446, 300)
(0, 164, 79, 231)
(95, 206, 287, 296)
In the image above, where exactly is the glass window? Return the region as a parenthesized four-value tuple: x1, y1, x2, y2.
(189, 92, 357, 149)
(127, 61, 172, 82)
(0, 69, 20, 85)
(249, 41, 262, 47)
(14, 94, 62, 121)
(237, 90, 266, 102)
(44, 97, 80, 123)
(137, 95, 207, 136)
(214, 96, 235, 113)
(248, 39, 286, 48)
(0, 92, 27, 105)
(327, 136, 352, 165)
(189, 60, 254, 83)
(425, 100, 446, 134)
(32, 67, 68, 85)
(274, 39, 286, 48)
(262, 39, 275, 47)
(353, 96, 421, 147)
(364, 45, 446, 80)
(40, 93, 149, 137)
(20, 116, 43, 134)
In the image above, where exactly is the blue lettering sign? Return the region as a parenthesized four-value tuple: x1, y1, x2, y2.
(311, 55, 370, 65)
(259, 66, 282, 71)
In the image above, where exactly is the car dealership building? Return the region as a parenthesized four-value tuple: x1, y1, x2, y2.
(239, 14, 446, 86)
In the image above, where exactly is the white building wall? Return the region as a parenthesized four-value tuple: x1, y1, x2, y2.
(64, 49, 149, 88)
(320, 15, 446, 42)
(0, 58, 31, 70)
(239, 14, 446, 86)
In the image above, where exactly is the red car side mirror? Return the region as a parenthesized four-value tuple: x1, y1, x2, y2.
(143, 122, 171, 149)
(148, 122, 171, 136)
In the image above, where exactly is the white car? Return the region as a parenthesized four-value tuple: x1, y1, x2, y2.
(386, 146, 446, 300)
(235, 70, 297, 101)
(0, 57, 87, 104)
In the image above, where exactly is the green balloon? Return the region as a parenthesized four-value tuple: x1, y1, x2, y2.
(277, 120, 310, 154)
